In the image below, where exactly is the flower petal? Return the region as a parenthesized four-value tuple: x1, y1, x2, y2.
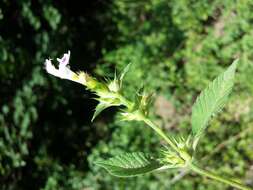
(45, 51, 89, 85)
(45, 59, 61, 77)
(57, 50, 70, 67)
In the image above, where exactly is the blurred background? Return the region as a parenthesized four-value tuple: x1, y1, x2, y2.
(1, 0, 253, 189)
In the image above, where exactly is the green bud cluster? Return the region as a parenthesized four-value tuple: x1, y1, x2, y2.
(172, 136, 192, 163)
(86, 66, 132, 121)
(119, 88, 153, 121)
(160, 138, 192, 168)
(160, 149, 185, 167)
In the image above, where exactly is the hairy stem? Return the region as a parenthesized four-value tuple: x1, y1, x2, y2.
(117, 94, 179, 152)
(141, 117, 179, 152)
(189, 163, 252, 190)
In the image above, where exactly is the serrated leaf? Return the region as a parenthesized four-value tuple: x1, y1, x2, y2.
(191, 60, 238, 149)
(91, 102, 111, 122)
(95, 152, 163, 177)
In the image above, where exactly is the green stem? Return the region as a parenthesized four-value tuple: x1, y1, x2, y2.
(189, 163, 252, 190)
(141, 117, 179, 153)
(117, 94, 179, 153)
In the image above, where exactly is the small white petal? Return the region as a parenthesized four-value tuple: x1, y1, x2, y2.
(45, 52, 75, 80)
(45, 59, 61, 77)
(45, 51, 87, 85)
(57, 50, 70, 67)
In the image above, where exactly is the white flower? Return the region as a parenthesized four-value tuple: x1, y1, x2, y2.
(57, 50, 71, 67)
(45, 50, 86, 85)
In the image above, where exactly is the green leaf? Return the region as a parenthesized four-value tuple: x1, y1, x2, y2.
(191, 60, 238, 149)
(120, 63, 132, 81)
(119, 63, 132, 87)
(95, 152, 163, 177)
(91, 102, 111, 122)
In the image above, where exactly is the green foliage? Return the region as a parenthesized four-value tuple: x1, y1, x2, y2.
(191, 60, 238, 149)
(43, 5, 61, 30)
(49, 44, 252, 188)
(91, 63, 132, 121)
(0, 0, 60, 177)
(92, 102, 112, 122)
(0, 0, 110, 189)
(1, 0, 253, 189)
(0, 68, 45, 175)
(95, 152, 162, 177)
(86, 0, 253, 189)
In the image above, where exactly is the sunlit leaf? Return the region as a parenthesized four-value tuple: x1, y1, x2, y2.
(191, 60, 238, 149)
(95, 152, 163, 177)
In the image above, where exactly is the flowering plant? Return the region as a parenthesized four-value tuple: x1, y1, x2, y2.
(45, 51, 252, 190)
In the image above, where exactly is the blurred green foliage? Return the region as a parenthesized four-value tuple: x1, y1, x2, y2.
(1, 0, 253, 189)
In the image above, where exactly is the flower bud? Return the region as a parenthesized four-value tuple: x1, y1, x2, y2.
(160, 149, 185, 166)
(108, 79, 120, 93)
